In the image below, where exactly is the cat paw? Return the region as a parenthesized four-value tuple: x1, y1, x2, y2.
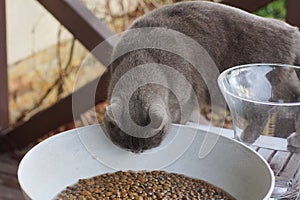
(287, 132, 300, 148)
(239, 125, 261, 144)
(240, 132, 258, 144)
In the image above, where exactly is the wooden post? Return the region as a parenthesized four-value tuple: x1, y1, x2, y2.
(286, 0, 300, 27)
(0, 0, 9, 130)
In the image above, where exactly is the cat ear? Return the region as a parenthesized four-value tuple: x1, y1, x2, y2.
(149, 104, 168, 130)
(105, 104, 114, 120)
(106, 102, 122, 122)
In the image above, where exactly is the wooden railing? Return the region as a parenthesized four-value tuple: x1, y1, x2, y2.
(1, 0, 300, 152)
(223, 0, 300, 27)
(222, 0, 273, 12)
(286, 0, 300, 27)
(0, 0, 9, 131)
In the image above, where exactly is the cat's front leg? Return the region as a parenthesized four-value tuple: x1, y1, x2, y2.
(287, 113, 300, 151)
(240, 113, 270, 144)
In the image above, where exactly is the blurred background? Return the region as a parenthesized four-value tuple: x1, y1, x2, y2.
(5, 0, 286, 130)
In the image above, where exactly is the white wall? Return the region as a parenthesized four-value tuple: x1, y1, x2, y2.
(6, 0, 72, 64)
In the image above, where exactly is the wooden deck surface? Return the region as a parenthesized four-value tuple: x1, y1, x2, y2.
(0, 153, 24, 200)
(1, 110, 300, 199)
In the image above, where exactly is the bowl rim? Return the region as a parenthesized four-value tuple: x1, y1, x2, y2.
(218, 63, 300, 106)
(17, 124, 275, 200)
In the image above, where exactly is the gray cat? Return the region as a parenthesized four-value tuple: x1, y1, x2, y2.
(102, 1, 300, 153)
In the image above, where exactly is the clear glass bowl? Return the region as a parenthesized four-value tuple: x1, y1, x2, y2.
(218, 63, 300, 199)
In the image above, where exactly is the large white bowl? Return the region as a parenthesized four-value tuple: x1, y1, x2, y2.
(18, 124, 274, 200)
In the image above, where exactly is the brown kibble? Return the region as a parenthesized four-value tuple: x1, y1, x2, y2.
(105, 191, 112, 196)
(55, 170, 235, 200)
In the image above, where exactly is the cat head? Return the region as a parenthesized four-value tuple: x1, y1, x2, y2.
(103, 99, 170, 153)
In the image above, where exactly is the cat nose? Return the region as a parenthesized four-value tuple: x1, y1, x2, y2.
(131, 148, 144, 153)
(131, 137, 144, 153)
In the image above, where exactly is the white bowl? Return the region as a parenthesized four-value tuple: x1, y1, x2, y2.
(18, 124, 274, 200)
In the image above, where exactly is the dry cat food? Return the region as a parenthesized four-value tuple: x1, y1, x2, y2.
(55, 170, 235, 200)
